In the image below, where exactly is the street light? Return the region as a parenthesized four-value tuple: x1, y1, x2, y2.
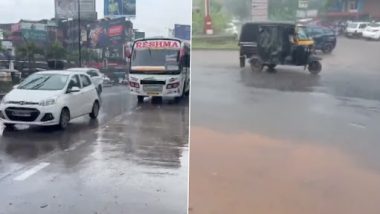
(77, 0, 82, 67)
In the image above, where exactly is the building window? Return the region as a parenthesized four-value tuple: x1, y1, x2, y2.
(348, 0, 358, 11)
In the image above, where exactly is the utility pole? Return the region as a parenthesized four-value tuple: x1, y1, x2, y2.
(204, 0, 213, 35)
(77, 0, 82, 67)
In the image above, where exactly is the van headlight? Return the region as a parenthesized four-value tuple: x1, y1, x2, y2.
(40, 99, 56, 106)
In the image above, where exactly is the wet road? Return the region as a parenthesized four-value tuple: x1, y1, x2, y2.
(0, 86, 189, 214)
(190, 38, 380, 214)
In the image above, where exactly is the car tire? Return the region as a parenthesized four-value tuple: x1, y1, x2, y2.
(137, 96, 144, 103)
(97, 85, 102, 95)
(322, 44, 333, 54)
(58, 108, 70, 130)
(89, 101, 100, 119)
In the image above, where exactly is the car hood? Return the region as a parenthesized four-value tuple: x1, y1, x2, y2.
(4, 89, 62, 102)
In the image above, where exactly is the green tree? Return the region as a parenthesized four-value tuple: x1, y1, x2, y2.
(46, 41, 66, 60)
(16, 42, 43, 71)
(192, 0, 230, 35)
(223, 0, 251, 21)
(268, 0, 298, 21)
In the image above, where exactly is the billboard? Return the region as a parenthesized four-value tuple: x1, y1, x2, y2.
(88, 18, 133, 48)
(251, 0, 268, 21)
(174, 24, 191, 41)
(104, 0, 136, 17)
(55, 0, 97, 20)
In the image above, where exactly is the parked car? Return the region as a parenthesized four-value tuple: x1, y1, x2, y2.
(305, 26, 337, 53)
(67, 68, 104, 94)
(362, 22, 380, 40)
(0, 70, 100, 129)
(345, 22, 369, 38)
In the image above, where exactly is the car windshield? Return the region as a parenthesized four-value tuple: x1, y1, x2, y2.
(348, 23, 358, 28)
(369, 23, 380, 28)
(18, 73, 69, 90)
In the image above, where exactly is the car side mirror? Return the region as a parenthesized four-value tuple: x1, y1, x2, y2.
(67, 86, 80, 93)
(13, 84, 19, 89)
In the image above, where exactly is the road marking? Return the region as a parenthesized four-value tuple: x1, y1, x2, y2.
(14, 162, 50, 181)
(349, 122, 367, 129)
(64, 140, 87, 152)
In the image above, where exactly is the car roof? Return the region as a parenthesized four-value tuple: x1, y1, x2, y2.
(67, 67, 99, 72)
(35, 70, 88, 75)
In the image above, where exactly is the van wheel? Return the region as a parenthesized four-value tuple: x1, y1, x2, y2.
(240, 56, 246, 68)
(90, 101, 100, 119)
(58, 108, 70, 130)
(137, 96, 144, 103)
(308, 61, 322, 75)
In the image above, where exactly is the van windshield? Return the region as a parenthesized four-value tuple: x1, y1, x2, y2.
(130, 49, 181, 74)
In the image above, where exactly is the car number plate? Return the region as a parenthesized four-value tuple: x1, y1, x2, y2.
(147, 92, 160, 96)
(12, 111, 31, 117)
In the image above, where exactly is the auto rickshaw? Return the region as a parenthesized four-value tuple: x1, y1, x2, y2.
(239, 22, 322, 74)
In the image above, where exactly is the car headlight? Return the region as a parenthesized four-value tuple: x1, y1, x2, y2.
(40, 99, 56, 106)
(0, 97, 7, 105)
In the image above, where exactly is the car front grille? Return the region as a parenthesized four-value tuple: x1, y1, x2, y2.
(8, 101, 39, 105)
(5, 107, 40, 122)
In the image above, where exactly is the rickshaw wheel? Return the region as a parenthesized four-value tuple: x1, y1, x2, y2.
(267, 64, 277, 73)
(250, 59, 263, 72)
(240, 57, 246, 68)
(308, 61, 322, 75)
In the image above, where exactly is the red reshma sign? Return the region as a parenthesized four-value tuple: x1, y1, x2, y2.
(135, 40, 180, 49)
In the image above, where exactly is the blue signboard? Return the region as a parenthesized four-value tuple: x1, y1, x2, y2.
(104, 0, 136, 16)
(174, 24, 191, 41)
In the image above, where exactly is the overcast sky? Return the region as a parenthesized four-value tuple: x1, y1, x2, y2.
(0, 0, 191, 36)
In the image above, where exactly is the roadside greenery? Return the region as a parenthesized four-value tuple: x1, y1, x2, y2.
(192, 0, 230, 35)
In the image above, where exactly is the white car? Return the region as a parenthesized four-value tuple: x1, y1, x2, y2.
(345, 22, 369, 37)
(362, 23, 380, 40)
(67, 68, 104, 94)
(0, 70, 100, 129)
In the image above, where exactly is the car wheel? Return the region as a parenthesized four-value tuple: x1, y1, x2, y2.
(58, 108, 70, 130)
(322, 44, 333, 54)
(308, 61, 322, 75)
(137, 96, 144, 103)
(89, 101, 100, 119)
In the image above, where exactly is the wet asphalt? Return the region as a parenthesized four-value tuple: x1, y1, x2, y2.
(0, 86, 189, 214)
(190, 38, 380, 214)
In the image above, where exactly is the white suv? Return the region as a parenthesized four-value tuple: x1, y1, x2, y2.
(0, 70, 100, 129)
(67, 68, 104, 94)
